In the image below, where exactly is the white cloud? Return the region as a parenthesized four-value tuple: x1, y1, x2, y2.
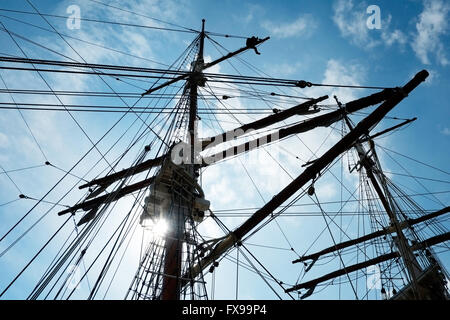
(305, 58, 365, 103)
(332, 0, 407, 49)
(333, 0, 372, 47)
(261, 14, 317, 39)
(381, 29, 407, 46)
(411, 0, 450, 66)
(381, 15, 407, 47)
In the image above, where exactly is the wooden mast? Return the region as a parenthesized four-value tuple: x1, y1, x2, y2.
(160, 19, 206, 300)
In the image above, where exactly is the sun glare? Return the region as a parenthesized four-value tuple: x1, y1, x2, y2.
(150, 219, 168, 238)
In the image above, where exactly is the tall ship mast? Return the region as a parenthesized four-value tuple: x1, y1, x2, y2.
(0, 3, 448, 301)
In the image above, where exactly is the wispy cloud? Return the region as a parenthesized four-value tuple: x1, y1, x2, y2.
(261, 14, 317, 39)
(333, 0, 371, 47)
(381, 28, 407, 46)
(306, 58, 366, 103)
(332, 0, 407, 48)
(233, 3, 264, 25)
(411, 0, 450, 66)
(381, 15, 407, 47)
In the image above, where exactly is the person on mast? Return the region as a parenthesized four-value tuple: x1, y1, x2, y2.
(246, 36, 261, 55)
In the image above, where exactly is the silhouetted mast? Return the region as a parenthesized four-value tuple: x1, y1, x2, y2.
(160, 19, 206, 300)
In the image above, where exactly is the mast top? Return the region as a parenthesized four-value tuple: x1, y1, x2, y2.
(198, 19, 206, 64)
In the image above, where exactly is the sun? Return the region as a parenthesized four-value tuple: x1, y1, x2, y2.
(152, 219, 168, 237)
(141, 217, 169, 240)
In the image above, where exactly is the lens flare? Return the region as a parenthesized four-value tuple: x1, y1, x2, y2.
(152, 219, 168, 237)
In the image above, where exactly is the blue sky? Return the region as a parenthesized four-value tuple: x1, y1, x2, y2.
(0, 0, 449, 300)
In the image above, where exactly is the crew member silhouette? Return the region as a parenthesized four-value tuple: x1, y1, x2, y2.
(246, 36, 261, 55)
